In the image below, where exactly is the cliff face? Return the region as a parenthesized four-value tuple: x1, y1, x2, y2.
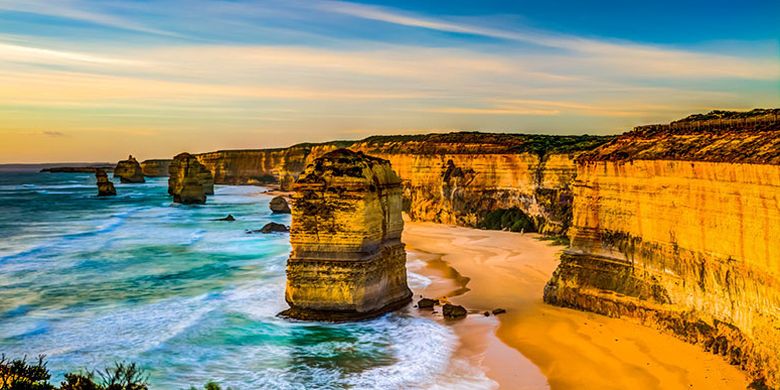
(196, 147, 313, 185)
(194, 134, 611, 235)
(140, 159, 172, 177)
(168, 153, 214, 204)
(282, 149, 412, 320)
(544, 112, 780, 387)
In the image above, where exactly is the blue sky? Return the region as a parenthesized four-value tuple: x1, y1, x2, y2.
(0, 0, 778, 162)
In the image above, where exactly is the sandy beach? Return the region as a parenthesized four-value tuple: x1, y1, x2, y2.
(403, 222, 748, 390)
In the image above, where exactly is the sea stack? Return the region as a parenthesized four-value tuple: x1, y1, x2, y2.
(281, 149, 412, 321)
(113, 155, 145, 183)
(95, 169, 116, 196)
(168, 152, 214, 204)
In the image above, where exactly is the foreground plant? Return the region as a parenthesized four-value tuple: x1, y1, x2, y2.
(0, 355, 148, 390)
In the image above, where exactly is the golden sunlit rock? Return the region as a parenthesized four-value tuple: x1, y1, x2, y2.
(281, 149, 412, 320)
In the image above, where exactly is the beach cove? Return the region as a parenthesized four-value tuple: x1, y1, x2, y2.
(404, 222, 749, 390)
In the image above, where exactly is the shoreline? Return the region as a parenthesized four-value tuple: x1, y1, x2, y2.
(403, 222, 749, 390)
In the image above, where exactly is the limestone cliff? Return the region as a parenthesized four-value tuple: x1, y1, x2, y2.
(140, 159, 172, 177)
(544, 110, 780, 388)
(281, 149, 412, 320)
(113, 155, 145, 183)
(196, 147, 316, 185)
(168, 153, 214, 204)
(193, 134, 611, 235)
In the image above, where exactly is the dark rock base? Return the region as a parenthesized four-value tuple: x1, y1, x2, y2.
(278, 293, 412, 322)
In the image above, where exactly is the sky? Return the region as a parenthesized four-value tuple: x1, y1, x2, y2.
(0, 0, 778, 163)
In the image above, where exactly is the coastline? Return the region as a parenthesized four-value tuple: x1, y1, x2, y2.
(403, 222, 749, 390)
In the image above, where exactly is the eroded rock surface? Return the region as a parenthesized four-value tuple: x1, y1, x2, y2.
(113, 155, 145, 183)
(140, 159, 172, 177)
(168, 153, 214, 204)
(544, 111, 780, 388)
(281, 149, 412, 321)
(95, 169, 116, 196)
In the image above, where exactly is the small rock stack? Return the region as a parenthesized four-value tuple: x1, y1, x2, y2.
(281, 149, 412, 321)
(95, 169, 116, 196)
(113, 155, 145, 183)
(168, 152, 214, 204)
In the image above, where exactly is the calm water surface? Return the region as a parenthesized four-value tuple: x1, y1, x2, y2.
(0, 171, 491, 389)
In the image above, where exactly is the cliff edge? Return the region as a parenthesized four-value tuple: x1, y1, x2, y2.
(544, 110, 780, 388)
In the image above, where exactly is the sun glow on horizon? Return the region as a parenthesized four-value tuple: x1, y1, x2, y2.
(0, 0, 778, 163)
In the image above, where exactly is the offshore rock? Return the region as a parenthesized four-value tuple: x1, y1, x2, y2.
(95, 169, 116, 196)
(281, 149, 412, 321)
(113, 155, 145, 183)
(168, 153, 214, 204)
(257, 222, 289, 234)
(544, 110, 780, 387)
(269, 196, 291, 214)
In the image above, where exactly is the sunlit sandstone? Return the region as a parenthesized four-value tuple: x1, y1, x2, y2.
(140, 159, 172, 177)
(168, 152, 215, 204)
(545, 113, 780, 387)
(281, 149, 412, 320)
(113, 155, 145, 183)
(194, 134, 610, 235)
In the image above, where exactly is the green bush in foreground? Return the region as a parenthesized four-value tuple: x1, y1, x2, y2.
(1, 355, 229, 390)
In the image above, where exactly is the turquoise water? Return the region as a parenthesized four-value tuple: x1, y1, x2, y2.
(0, 172, 484, 389)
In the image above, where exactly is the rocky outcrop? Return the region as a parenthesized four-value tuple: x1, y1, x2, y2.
(544, 111, 780, 388)
(95, 169, 116, 196)
(113, 155, 145, 183)
(269, 196, 291, 214)
(252, 222, 289, 234)
(190, 134, 611, 236)
(281, 149, 412, 321)
(196, 147, 314, 185)
(168, 153, 214, 204)
(140, 159, 172, 177)
(442, 304, 467, 319)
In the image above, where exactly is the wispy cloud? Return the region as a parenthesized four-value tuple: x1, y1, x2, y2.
(0, 0, 179, 36)
(0, 0, 777, 162)
(42, 130, 66, 137)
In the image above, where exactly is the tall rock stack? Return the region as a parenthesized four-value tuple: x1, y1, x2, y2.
(113, 155, 145, 183)
(168, 153, 214, 204)
(281, 149, 412, 321)
(95, 169, 116, 196)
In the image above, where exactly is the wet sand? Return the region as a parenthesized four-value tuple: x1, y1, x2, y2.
(403, 222, 748, 390)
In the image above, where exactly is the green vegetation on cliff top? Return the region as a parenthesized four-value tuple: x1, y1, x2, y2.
(579, 109, 780, 165)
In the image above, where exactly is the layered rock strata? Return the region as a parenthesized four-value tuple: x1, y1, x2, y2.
(193, 134, 612, 235)
(113, 155, 145, 183)
(168, 153, 214, 204)
(95, 169, 116, 196)
(281, 149, 412, 320)
(544, 111, 780, 387)
(140, 159, 172, 177)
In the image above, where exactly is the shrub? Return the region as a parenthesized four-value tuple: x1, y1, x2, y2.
(0, 356, 147, 390)
(478, 208, 536, 233)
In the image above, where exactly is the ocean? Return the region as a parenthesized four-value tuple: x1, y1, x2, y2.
(0, 171, 492, 389)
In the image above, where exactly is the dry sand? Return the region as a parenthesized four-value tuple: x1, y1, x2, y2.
(403, 222, 748, 390)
